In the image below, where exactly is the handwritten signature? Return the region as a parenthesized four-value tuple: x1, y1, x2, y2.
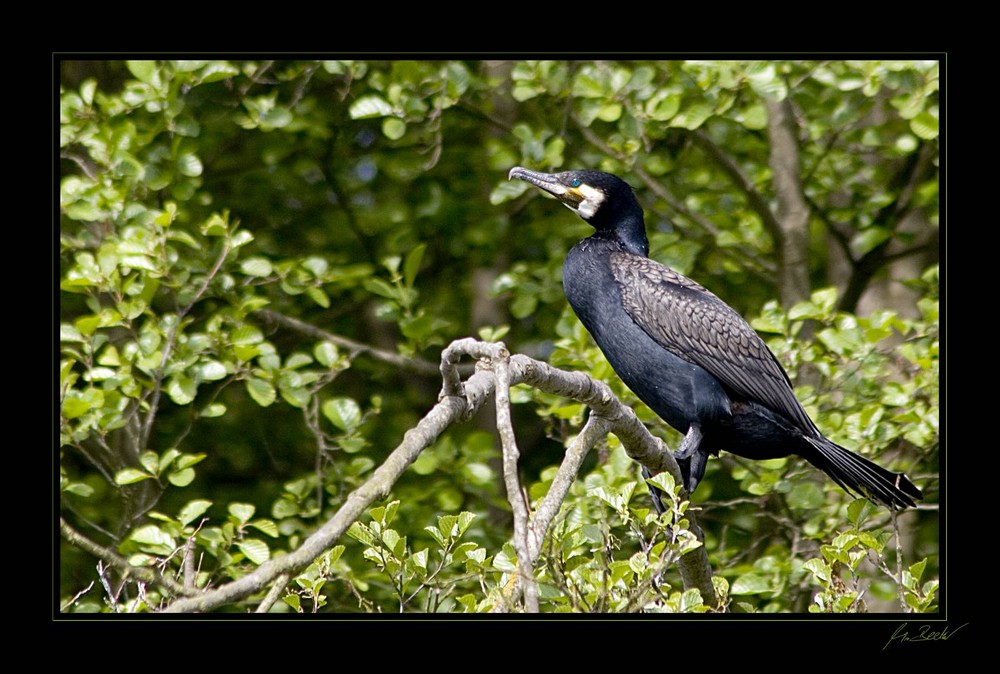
(884, 622, 969, 650)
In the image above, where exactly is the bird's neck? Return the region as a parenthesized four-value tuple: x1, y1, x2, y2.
(593, 211, 649, 257)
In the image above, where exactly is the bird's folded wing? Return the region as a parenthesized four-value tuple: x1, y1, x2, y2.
(611, 253, 816, 432)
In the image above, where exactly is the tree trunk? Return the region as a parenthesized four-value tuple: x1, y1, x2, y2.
(766, 97, 811, 308)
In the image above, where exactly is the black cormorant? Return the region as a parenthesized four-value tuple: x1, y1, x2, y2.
(509, 166, 922, 509)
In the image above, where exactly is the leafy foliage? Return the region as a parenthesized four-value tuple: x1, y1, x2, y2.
(59, 59, 938, 614)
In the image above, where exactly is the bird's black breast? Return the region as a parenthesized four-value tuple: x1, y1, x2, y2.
(562, 237, 732, 432)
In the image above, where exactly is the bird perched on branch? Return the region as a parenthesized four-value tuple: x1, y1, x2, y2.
(509, 166, 922, 509)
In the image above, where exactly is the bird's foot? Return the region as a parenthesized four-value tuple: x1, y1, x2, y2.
(669, 425, 709, 493)
(641, 465, 668, 516)
(673, 425, 703, 461)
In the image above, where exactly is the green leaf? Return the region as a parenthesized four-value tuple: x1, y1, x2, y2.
(229, 502, 256, 524)
(198, 360, 228, 381)
(803, 558, 832, 583)
(271, 498, 299, 520)
(400, 313, 433, 342)
(238, 539, 270, 565)
(910, 110, 938, 140)
(261, 107, 293, 129)
(647, 471, 676, 497)
(240, 257, 273, 278)
(201, 403, 226, 417)
(731, 573, 771, 595)
(177, 153, 203, 177)
(246, 378, 276, 407)
(168, 468, 196, 487)
(139, 451, 160, 474)
(851, 227, 893, 257)
(382, 528, 403, 556)
(349, 95, 394, 119)
(66, 481, 96, 498)
(493, 546, 517, 572)
(597, 102, 622, 122)
(130, 525, 175, 549)
(231, 325, 264, 346)
(314, 341, 340, 367)
(740, 103, 768, 130)
(403, 243, 427, 288)
(127, 60, 157, 84)
(646, 91, 681, 121)
(327, 545, 345, 565)
(231, 230, 254, 248)
(197, 62, 239, 83)
(306, 287, 330, 308)
(424, 524, 446, 547)
(61, 396, 92, 419)
(746, 62, 787, 99)
(339, 437, 367, 453)
(847, 499, 878, 526)
(410, 548, 428, 573)
(80, 78, 97, 105)
(284, 353, 313, 370)
(178, 500, 213, 526)
(671, 102, 713, 130)
(680, 588, 704, 612)
(347, 522, 376, 546)
(250, 519, 280, 538)
(490, 180, 527, 205)
(166, 374, 197, 405)
(382, 500, 400, 525)
(382, 118, 406, 140)
(115, 468, 153, 485)
(363, 277, 400, 301)
(322, 397, 362, 432)
(456, 511, 476, 536)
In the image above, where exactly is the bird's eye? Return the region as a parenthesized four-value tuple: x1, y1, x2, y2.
(570, 179, 581, 187)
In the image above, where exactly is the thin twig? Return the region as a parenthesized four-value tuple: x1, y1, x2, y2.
(256, 308, 447, 377)
(256, 573, 293, 614)
(141, 238, 231, 450)
(60, 518, 196, 599)
(492, 344, 539, 612)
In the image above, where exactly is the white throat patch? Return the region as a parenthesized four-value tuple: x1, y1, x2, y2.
(575, 184, 605, 220)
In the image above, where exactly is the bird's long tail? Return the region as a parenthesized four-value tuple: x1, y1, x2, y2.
(803, 436, 922, 509)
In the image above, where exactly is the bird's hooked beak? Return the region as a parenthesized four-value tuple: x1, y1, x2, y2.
(508, 167, 585, 210)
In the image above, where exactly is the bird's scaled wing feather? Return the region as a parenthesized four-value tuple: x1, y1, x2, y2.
(611, 254, 816, 433)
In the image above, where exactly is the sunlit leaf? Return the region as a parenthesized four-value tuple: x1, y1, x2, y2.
(115, 468, 152, 485)
(238, 539, 270, 565)
(350, 95, 393, 119)
(322, 397, 361, 432)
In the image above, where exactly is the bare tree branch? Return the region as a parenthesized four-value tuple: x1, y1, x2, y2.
(60, 518, 197, 598)
(493, 347, 539, 612)
(160, 340, 717, 613)
(255, 308, 448, 377)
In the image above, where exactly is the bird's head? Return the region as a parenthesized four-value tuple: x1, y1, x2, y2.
(508, 167, 648, 255)
(508, 167, 638, 224)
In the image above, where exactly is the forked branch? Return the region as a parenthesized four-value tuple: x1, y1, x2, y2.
(161, 339, 717, 613)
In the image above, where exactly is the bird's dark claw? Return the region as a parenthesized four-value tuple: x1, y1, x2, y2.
(641, 465, 668, 516)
